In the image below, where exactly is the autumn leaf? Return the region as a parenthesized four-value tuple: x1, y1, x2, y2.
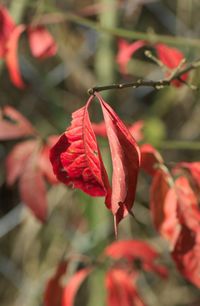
(62, 268, 91, 306)
(105, 240, 168, 278)
(6, 136, 58, 221)
(106, 269, 146, 306)
(44, 261, 68, 306)
(19, 150, 48, 222)
(39, 136, 59, 184)
(0, 5, 15, 58)
(28, 26, 57, 59)
(0, 105, 35, 140)
(5, 24, 26, 89)
(116, 39, 146, 74)
(140, 144, 163, 176)
(97, 93, 141, 228)
(92, 120, 144, 142)
(172, 225, 200, 288)
(50, 96, 111, 199)
(155, 43, 188, 87)
(6, 140, 37, 185)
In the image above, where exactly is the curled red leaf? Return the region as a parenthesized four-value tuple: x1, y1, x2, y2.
(97, 93, 141, 228)
(50, 96, 111, 198)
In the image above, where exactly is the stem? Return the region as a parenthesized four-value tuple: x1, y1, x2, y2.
(35, 11, 200, 48)
(87, 58, 200, 95)
(157, 140, 200, 150)
(9, 0, 29, 23)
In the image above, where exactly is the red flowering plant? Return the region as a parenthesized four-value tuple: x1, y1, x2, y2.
(2, 3, 200, 306)
(50, 92, 141, 234)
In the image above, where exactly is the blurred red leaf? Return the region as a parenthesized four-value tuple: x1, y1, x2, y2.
(44, 261, 68, 306)
(116, 39, 146, 74)
(97, 93, 141, 229)
(39, 136, 59, 184)
(150, 169, 180, 248)
(106, 269, 146, 306)
(175, 162, 200, 190)
(5, 24, 26, 89)
(105, 240, 167, 278)
(172, 225, 200, 288)
(175, 176, 200, 233)
(140, 144, 163, 176)
(92, 120, 144, 142)
(50, 96, 111, 198)
(19, 151, 48, 221)
(28, 26, 57, 59)
(150, 169, 170, 231)
(92, 121, 107, 137)
(62, 268, 91, 306)
(6, 136, 58, 221)
(0, 5, 15, 58)
(128, 120, 144, 142)
(6, 140, 37, 185)
(0, 105, 35, 140)
(155, 43, 188, 87)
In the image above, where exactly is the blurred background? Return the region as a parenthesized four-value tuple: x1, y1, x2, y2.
(0, 0, 200, 305)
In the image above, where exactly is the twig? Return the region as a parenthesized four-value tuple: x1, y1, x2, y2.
(33, 11, 200, 49)
(87, 58, 200, 95)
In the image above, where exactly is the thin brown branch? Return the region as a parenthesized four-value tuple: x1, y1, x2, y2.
(88, 58, 200, 95)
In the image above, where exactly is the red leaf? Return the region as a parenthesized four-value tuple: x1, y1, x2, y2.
(105, 240, 167, 278)
(106, 269, 146, 306)
(92, 121, 107, 137)
(0, 105, 35, 140)
(140, 144, 163, 176)
(150, 169, 171, 232)
(175, 162, 200, 190)
(150, 169, 180, 247)
(159, 187, 180, 248)
(175, 176, 200, 232)
(128, 120, 144, 142)
(39, 136, 59, 184)
(117, 39, 146, 74)
(19, 151, 48, 222)
(28, 26, 57, 59)
(44, 261, 68, 306)
(6, 140, 37, 185)
(62, 268, 91, 306)
(50, 96, 111, 198)
(0, 5, 15, 58)
(5, 24, 26, 89)
(155, 43, 188, 87)
(92, 120, 144, 142)
(97, 93, 141, 228)
(172, 225, 200, 288)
